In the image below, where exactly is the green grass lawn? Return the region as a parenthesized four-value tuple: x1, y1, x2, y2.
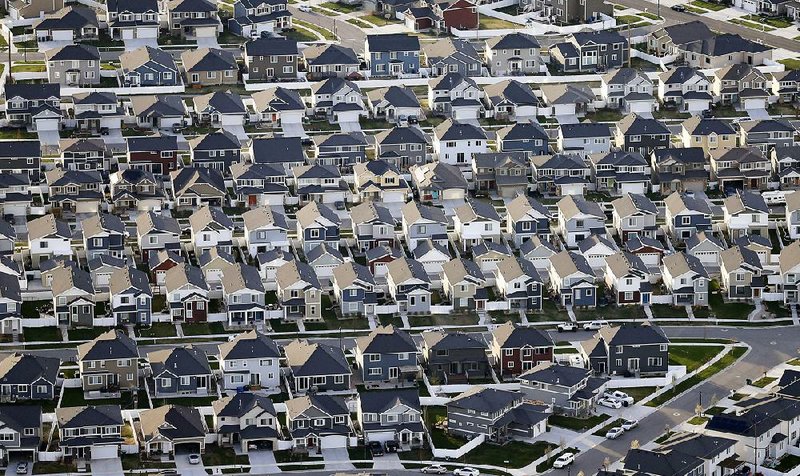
(583, 109, 624, 122)
(574, 305, 645, 321)
(23, 326, 62, 342)
(775, 454, 800, 472)
(425, 406, 467, 449)
(138, 323, 176, 338)
(0, 128, 37, 139)
(638, 11, 660, 19)
(615, 14, 643, 23)
(33, 462, 75, 475)
(751, 376, 777, 388)
(409, 313, 480, 328)
(68, 327, 110, 341)
(669, 345, 724, 372)
(11, 62, 45, 73)
(346, 17, 374, 28)
(651, 304, 688, 318)
(202, 445, 249, 466)
(320, 1, 360, 12)
(708, 293, 754, 319)
(359, 14, 400, 26)
(531, 298, 569, 322)
(151, 395, 218, 407)
(689, 0, 725, 10)
(780, 58, 800, 70)
(284, 27, 319, 42)
(548, 413, 610, 431)
(687, 416, 708, 425)
(463, 441, 552, 468)
(593, 418, 625, 436)
(478, 16, 521, 29)
(742, 14, 792, 28)
(312, 6, 338, 15)
(729, 18, 776, 31)
(61, 388, 138, 408)
(612, 386, 658, 403)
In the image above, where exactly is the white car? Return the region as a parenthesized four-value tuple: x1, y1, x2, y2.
(453, 468, 480, 476)
(552, 453, 575, 469)
(583, 320, 610, 331)
(188, 454, 201, 465)
(298, 4, 312, 11)
(557, 322, 578, 332)
(605, 426, 625, 439)
(598, 397, 623, 409)
(604, 390, 634, 406)
(421, 466, 448, 474)
(15, 462, 28, 475)
(621, 419, 639, 431)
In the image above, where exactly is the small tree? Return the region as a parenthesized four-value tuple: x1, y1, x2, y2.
(631, 440, 640, 449)
(695, 403, 703, 416)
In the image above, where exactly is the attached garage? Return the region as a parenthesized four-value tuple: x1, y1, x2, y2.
(320, 435, 348, 449)
(34, 117, 60, 132)
(174, 441, 202, 454)
(91, 444, 119, 460)
(52, 30, 74, 41)
(122, 29, 135, 40)
(364, 430, 395, 444)
(453, 106, 479, 121)
(551, 104, 576, 116)
(195, 26, 218, 38)
(137, 27, 159, 38)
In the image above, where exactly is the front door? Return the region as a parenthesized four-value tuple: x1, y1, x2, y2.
(250, 373, 260, 385)
(628, 358, 640, 372)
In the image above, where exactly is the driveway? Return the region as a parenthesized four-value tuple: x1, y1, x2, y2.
(224, 124, 249, 141)
(339, 121, 362, 132)
(90, 458, 124, 476)
(555, 114, 579, 124)
(747, 108, 770, 119)
(281, 122, 307, 138)
(175, 454, 206, 476)
(36, 40, 72, 51)
(102, 128, 126, 152)
(6, 461, 30, 476)
(196, 37, 220, 48)
(321, 447, 354, 471)
(123, 38, 158, 49)
(373, 453, 403, 470)
(36, 130, 60, 146)
(248, 450, 279, 474)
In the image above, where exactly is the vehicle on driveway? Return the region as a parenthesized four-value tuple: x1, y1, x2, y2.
(583, 320, 610, 331)
(552, 453, 575, 469)
(384, 440, 398, 453)
(622, 419, 639, 431)
(557, 322, 578, 332)
(604, 390, 635, 406)
(16, 462, 28, 475)
(453, 468, 480, 476)
(671, 4, 686, 11)
(606, 426, 625, 439)
(421, 465, 448, 474)
(188, 454, 201, 465)
(298, 4, 312, 11)
(369, 441, 384, 456)
(598, 397, 623, 409)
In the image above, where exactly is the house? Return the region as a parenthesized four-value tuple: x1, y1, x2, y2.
(483, 80, 539, 121)
(363, 0, 415, 16)
(119, 46, 181, 87)
(491, 321, 553, 376)
(164, 264, 209, 322)
(171, 167, 227, 210)
(772, 69, 800, 103)
(522, 0, 611, 24)
(422, 38, 482, 77)
(471, 151, 529, 198)
(353, 159, 412, 203)
(354, 325, 419, 387)
(579, 234, 619, 273)
(431, 119, 488, 169)
(506, 195, 551, 246)
(364, 33, 420, 78)
(56, 405, 122, 460)
(614, 114, 671, 157)
(71, 91, 123, 133)
(228, 0, 291, 39)
(600, 68, 655, 113)
(387, 257, 432, 314)
(548, 251, 597, 308)
(611, 193, 658, 242)
(302, 44, 359, 81)
(106, 0, 158, 39)
(213, 393, 279, 452)
(82, 213, 125, 261)
(474, 241, 514, 275)
(0, 272, 22, 335)
(221, 263, 266, 326)
(129, 95, 187, 130)
(657, 66, 713, 114)
(589, 151, 651, 196)
(189, 206, 234, 255)
(453, 199, 501, 251)
(736, 234, 773, 266)
(625, 234, 665, 270)
(230, 163, 289, 208)
(410, 161, 468, 205)
(109, 267, 152, 326)
(623, 448, 705, 476)
(428, 73, 483, 120)
(680, 117, 737, 157)
(686, 231, 726, 269)
(45, 169, 104, 215)
(148, 346, 212, 398)
(413, 239, 451, 279)
(284, 339, 351, 394)
(59, 138, 110, 172)
(518, 362, 604, 416)
(772, 145, 800, 188)
(332, 262, 376, 317)
(181, 48, 238, 86)
(541, 86, 595, 121)
(495, 255, 545, 311)
(557, 123, 612, 156)
(604, 251, 652, 306)
(8, 0, 64, 19)
(720, 245, 765, 301)
(531, 153, 591, 196)
(556, 195, 606, 249)
(276, 259, 322, 323)
(441, 258, 487, 311)
(357, 389, 424, 449)
(709, 147, 772, 192)
(712, 63, 770, 107)
(27, 215, 72, 268)
(402, 5, 443, 33)
(786, 192, 800, 239)
(311, 133, 368, 172)
(421, 330, 490, 383)
(0, 223, 16, 257)
(306, 244, 344, 286)
(0, 174, 32, 219)
(664, 192, 713, 240)
(662, 252, 709, 307)
(582, 324, 669, 376)
(781, 241, 800, 305)
(296, 201, 341, 254)
(250, 87, 305, 128)
(723, 191, 769, 239)
(648, 20, 714, 56)
(149, 250, 183, 289)
(350, 201, 396, 251)
(310, 77, 364, 119)
(200, 247, 236, 294)
(367, 246, 404, 280)
(652, 148, 709, 195)
(188, 131, 242, 171)
(496, 122, 549, 157)
(680, 33, 772, 69)
(549, 31, 628, 73)
(258, 249, 291, 286)
(127, 135, 180, 176)
(109, 169, 166, 213)
(165, 0, 220, 40)
(293, 164, 348, 205)
(484, 32, 541, 76)
(4, 83, 61, 131)
(241, 206, 290, 257)
(243, 37, 298, 82)
(192, 90, 247, 127)
(139, 405, 207, 456)
(136, 212, 181, 262)
(284, 394, 352, 450)
(366, 86, 423, 125)
(0, 353, 60, 401)
(657, 434, 739, 476)
(739, 119, 797, 154)
(447, 387, 548, 443)
(401, 201, 448, 251)
(77, 330, 138, 394)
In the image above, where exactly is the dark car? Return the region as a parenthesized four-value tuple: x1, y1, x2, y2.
(368, 441, 384, 457)
(99, 127, 110, 135)
(384, 441, 398, 453)
(671, 4, 686, 11)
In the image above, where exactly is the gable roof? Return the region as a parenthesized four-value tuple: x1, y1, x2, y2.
(356, 325, 417, 354)
(181, 47, 237, 72)
(366, 33, 420, 52)
(77, 330, 138, 361)
(493, 321, 553, 349)
(149, 345, 210, 377)
(284, 339, 350, 376)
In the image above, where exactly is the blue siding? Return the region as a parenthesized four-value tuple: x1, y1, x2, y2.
(370, 51, 420, 77)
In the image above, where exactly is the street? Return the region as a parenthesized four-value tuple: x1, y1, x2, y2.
(288, 6, 367, 53)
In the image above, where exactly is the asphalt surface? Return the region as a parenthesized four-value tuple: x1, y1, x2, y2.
(288, 6, 367, 53)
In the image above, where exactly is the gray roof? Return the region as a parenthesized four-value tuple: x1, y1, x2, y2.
(213, 392, 276, 419)
(109, 267, 152, 297)
(165, 264, 207, 292)
(359, 388, 420, 413)
(28, 214, 71, 241)
(181, 47, 237, 72)
(349, 201, 395, 226)
(355, 325, 417, 354)
(276, 259, 321, 290)
(454, 198, 501, 223)
(189, 129, 242, 151)
(51, 266, 94, 297)
(492, 321, 553, 348)
(221, 263, 265, 294)
(550, 250, 594, 277)
(720, 244, 762, 272)
(189, 206, 234, 233)
(617, 114, 670, 136)
(449, 386, 520, 413)
(77, 330, 138, 361)
(387, 257, 430, 284)
(434, 119, 487, 141)
(441, 257, 485, 286)
(662, 252, 708, 278)
(244, 37, 298, 56)
(136, 211, 181, 236)
(402, 201, 447, 225)
(57, 405, 122, 429)
(0, 353, 59, 386)
(558, 195, 605, 220)
(193, 90, 246, 115)
(303, 43, 358, 66)
(140, 405, 206, 441)
(296, 201, 341, 228)
(367, 85, 420, 108)
(366, 33, 420, 52)
(120, 45, 177, 72)
(487, 31, 540, 50)
(284, 339, 350, 377)
(242, 206, 289, 231)
(422, 330, 486, 351)
(410, 161, 468, 191)
(519, 362, 588, 386)
(332, 261, 375, 289)
(149, 345, 210, 377)
(219, 330, 280, 361)
(559, 122, 611, 139)
(81, 213, 125, 238)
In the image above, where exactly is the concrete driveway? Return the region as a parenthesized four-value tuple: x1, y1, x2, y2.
(555, 114, 579, 124)
(281, 122, 306, 138)
(196, 37, 220, 48)
(36, 130, 60, 146)
(90, 458, 124, 476)
(321, 447, 354, 471)
(123, 38, 158, 49)
(224, 124, 249, 141)
(339, 121, 362, 132)
(747, 108, 770, 119)
(6, 461, 30, 476)
(373, 452, 403, 470)
(175, 454, 206, 476)
(248, 450, 280, 474)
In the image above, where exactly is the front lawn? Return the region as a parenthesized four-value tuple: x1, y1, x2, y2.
(669, 345, 724, 372)
(11, 62, 45, 73)
(612, 386, 657, 403)
(33, 462, 75, 475)
(729, 18, 776, 31)
(751, 376, 777, 388)
(359, 14, 401, 26)
(138, 323, 176, 338)
(775, 454, 800, 472)
(478, 16, 521, 29)
(574, 305, 645, 321)
(23, 326, 62, 342)
(742, 14, 793, 28)
(463, 441, 551, 468)
(780, 58, 800, 70)
(687, 416, 708, 425)
(708, 293, 754, 319)
(650, 304, 688, 318)
(283, 27, 319, 42)
(202, 445, 249, 466)
(425, 406, 466, 449)
(583, 109, 624, 122)
(532, 298, 569, 322)
(68, 327, 111, 341)
(548, 413, 610, 431)
(320, 1, 360, 12)
(408, 313, 479, 328)
(689, 0, 725, 10)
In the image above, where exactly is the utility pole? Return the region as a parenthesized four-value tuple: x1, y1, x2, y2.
(6, 30, 11, 84)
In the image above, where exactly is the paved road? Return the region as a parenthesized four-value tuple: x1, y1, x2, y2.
(555, 325, 800, 476)
(288, 6, 367, 54)
(614, 0, 800, 52)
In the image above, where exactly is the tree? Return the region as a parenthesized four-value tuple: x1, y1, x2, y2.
(695, 403, 703, 416)
(631, 440, 640, 449)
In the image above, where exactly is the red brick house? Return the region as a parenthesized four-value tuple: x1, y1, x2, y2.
(366, 245, 404, 279)
(439, 0, 478, 30)
(490, 322, 554, 376)
(148, 249, 184, 286)
(127, 135, 180, 176)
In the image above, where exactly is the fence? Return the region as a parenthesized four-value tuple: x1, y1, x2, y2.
(376, 304, 399, 315)
(604, 366, 687, 389)
(20, 316, 57, 328)
(486, 300, 510, 311)
(431, 304, 455, 314)
(61, 85, 186, 97)
(432, 433, 485, 459)
(650, 295, 673, 305)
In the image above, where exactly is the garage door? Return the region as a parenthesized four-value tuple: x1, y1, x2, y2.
(743, 98, 765, 110)
(52, 30, 73, 41)
(122, 29, 134, 40)
(453, 108, 477, 121)
(320, 435, 348, 449)
(693, 251, 717, 262)
(138, 27, 159, 38)
(92, 445, 118, 460)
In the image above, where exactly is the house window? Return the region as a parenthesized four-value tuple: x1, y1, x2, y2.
(160, 377, 171, 387)
(369, 354, 381, 362)
(648, 357, 663, 366)
(334, 375, 345, 384)
(180, 376, 190, 385)
(369, 368, 382, 375)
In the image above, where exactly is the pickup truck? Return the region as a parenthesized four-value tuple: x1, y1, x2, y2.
(604, 390, 635, 406)
(556, 322, 578, 332)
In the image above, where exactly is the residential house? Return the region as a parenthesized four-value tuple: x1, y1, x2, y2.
(81, 213, 125, 261)
(483, 80, 539, 121)
(106, 0, 159, 39)
(181, 48, 238, 86)
(170, 167, 227, 210)
(221, 263, 266, 326)
(52, 266, 94, 328)
(531, 152, 591, 196)
(364, 33, 420, 78)
(374, 126, 428, 171)
(250, 87, 305, 128)
(302, 44, 359, 81)
(27, 215, 72, 268)
(58, 139, 109, 172)
(76, 330, 138, 393)
(230, 162, 289, 208)
(353, 325, 419, 387)
(522, 0, 611, 24)
(556, 194, 606, 249)
(518, 362, 603, 416)
(139, 405, 207, 456)
(648, 21, 714, 56)
(129, 95, 187, 130)
(310, 77, 364, 120)
(441, 258, 487, 310)
(662, 252, 710, 307)
(212, 393, 280, 452)
(686, 231, 726, 268)
(680, 116, 737, 156)
(421, 330, 490, 383)
(189, 206, 234, 255)
(604, 251, 652, 306)
(127, 135, 180, 176)
(539, 83, 596, 120)
(136, 212, 181, 262)
(557, 123, 612, 156)
(614, 114, 671, 157)
(453, 199, 502, 251)
(446, 387, 547, 443)
(495, 255, 544, 311)
(292, 164, 349, 205)
(496, 122, 549, 157)
(548, 251, 597, 308)
(228, 0, 291, 38)
(589, 151, 651, 196)
(723, 190, 770, 239)
(119, 46, 181, 87)
(582, 324, 670, 376)
(428, 73, 483, 120)
(709, 146, 772, 192)
(652, 147, 709, 194)
(242, 206, 290, 257)
(71, 92, 123, 133)
(188, 131, 242, 171)
(192, 90, 247, 127)
(0, 353, 59, 401)
(164, 264, 209, 323)
(165, 0, 220, 40)
(56, 405, 122, 460)
(148, 346, 212, 398)
(549, 31, 628, 73)
(472, 150, 530, 197)
(664, 191, 713, 240)
(600, 67, 655, 113)
(386, 257, 432, 314)
(45, 169, 103, 215)
(284, 339, 351, 394)
(657, 66, 713, 114)
(332, 262, 377, 317)
(311, 133, 368, 172)
(276, 259, 322, 323)
(711, 63, 770, 107)
(611, 193, 658, 242)
(490, 321, 552, 376)
(413, 239, 451, 279)
(108, 267, 151, 326)
(352, 159, 412, 203)
(243, 37, 298, 82)
(738, 119, 797, 154)
(357, 389, 424, 448)
(422, 38, 482, 77)
(4, 84, 60, 132)
(402, 201, 448, 251)
(506, 195, 552, 246)
(579, 234, 619, 273)
(719, 244, 765, 300)
(431, 119, 488, 169)
(680, 33, 772, 69)
(366, 86, 423, 125)
(772, 145, 800, 188)
(350, 201, 396, 251)
(484, 32, 541, 76)
(284, 394, 352, 450)
(296, 201, 341, 254)
(410, 161, 468, 205)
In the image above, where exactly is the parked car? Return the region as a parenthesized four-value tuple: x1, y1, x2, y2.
(453, 468, 480, 476)
(188, 454, 201, 465)
(583, 320, 609, 331)
(99, 127, 110, 135)
(604, 390, 635, 406)
(622, 419, 639, 431)
(16, 462, 28, 475)
(606, 426, 625, 439)
(385, 440, 398, 453)
(369, 441, 384, 457)
(421, 466, 448, 474)
(298, 4, 312, 11)
(598, 397, 623, 409)
(671, 4, 686, 11)
(557, 322, 578, 332)
(552, 453, 575, 469)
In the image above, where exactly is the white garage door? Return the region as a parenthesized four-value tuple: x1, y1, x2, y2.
(138, 27, 159, 38)
(52, 30, 73, 41)
(365, 430, 395, 444)
(693, 251, 717, 262)
(320, 435, 348, 449)
(122, 29, 134, 40)
(92, 445, 118, 460)
(743, 98, 766, 110)
(453, 107, 477, 121)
